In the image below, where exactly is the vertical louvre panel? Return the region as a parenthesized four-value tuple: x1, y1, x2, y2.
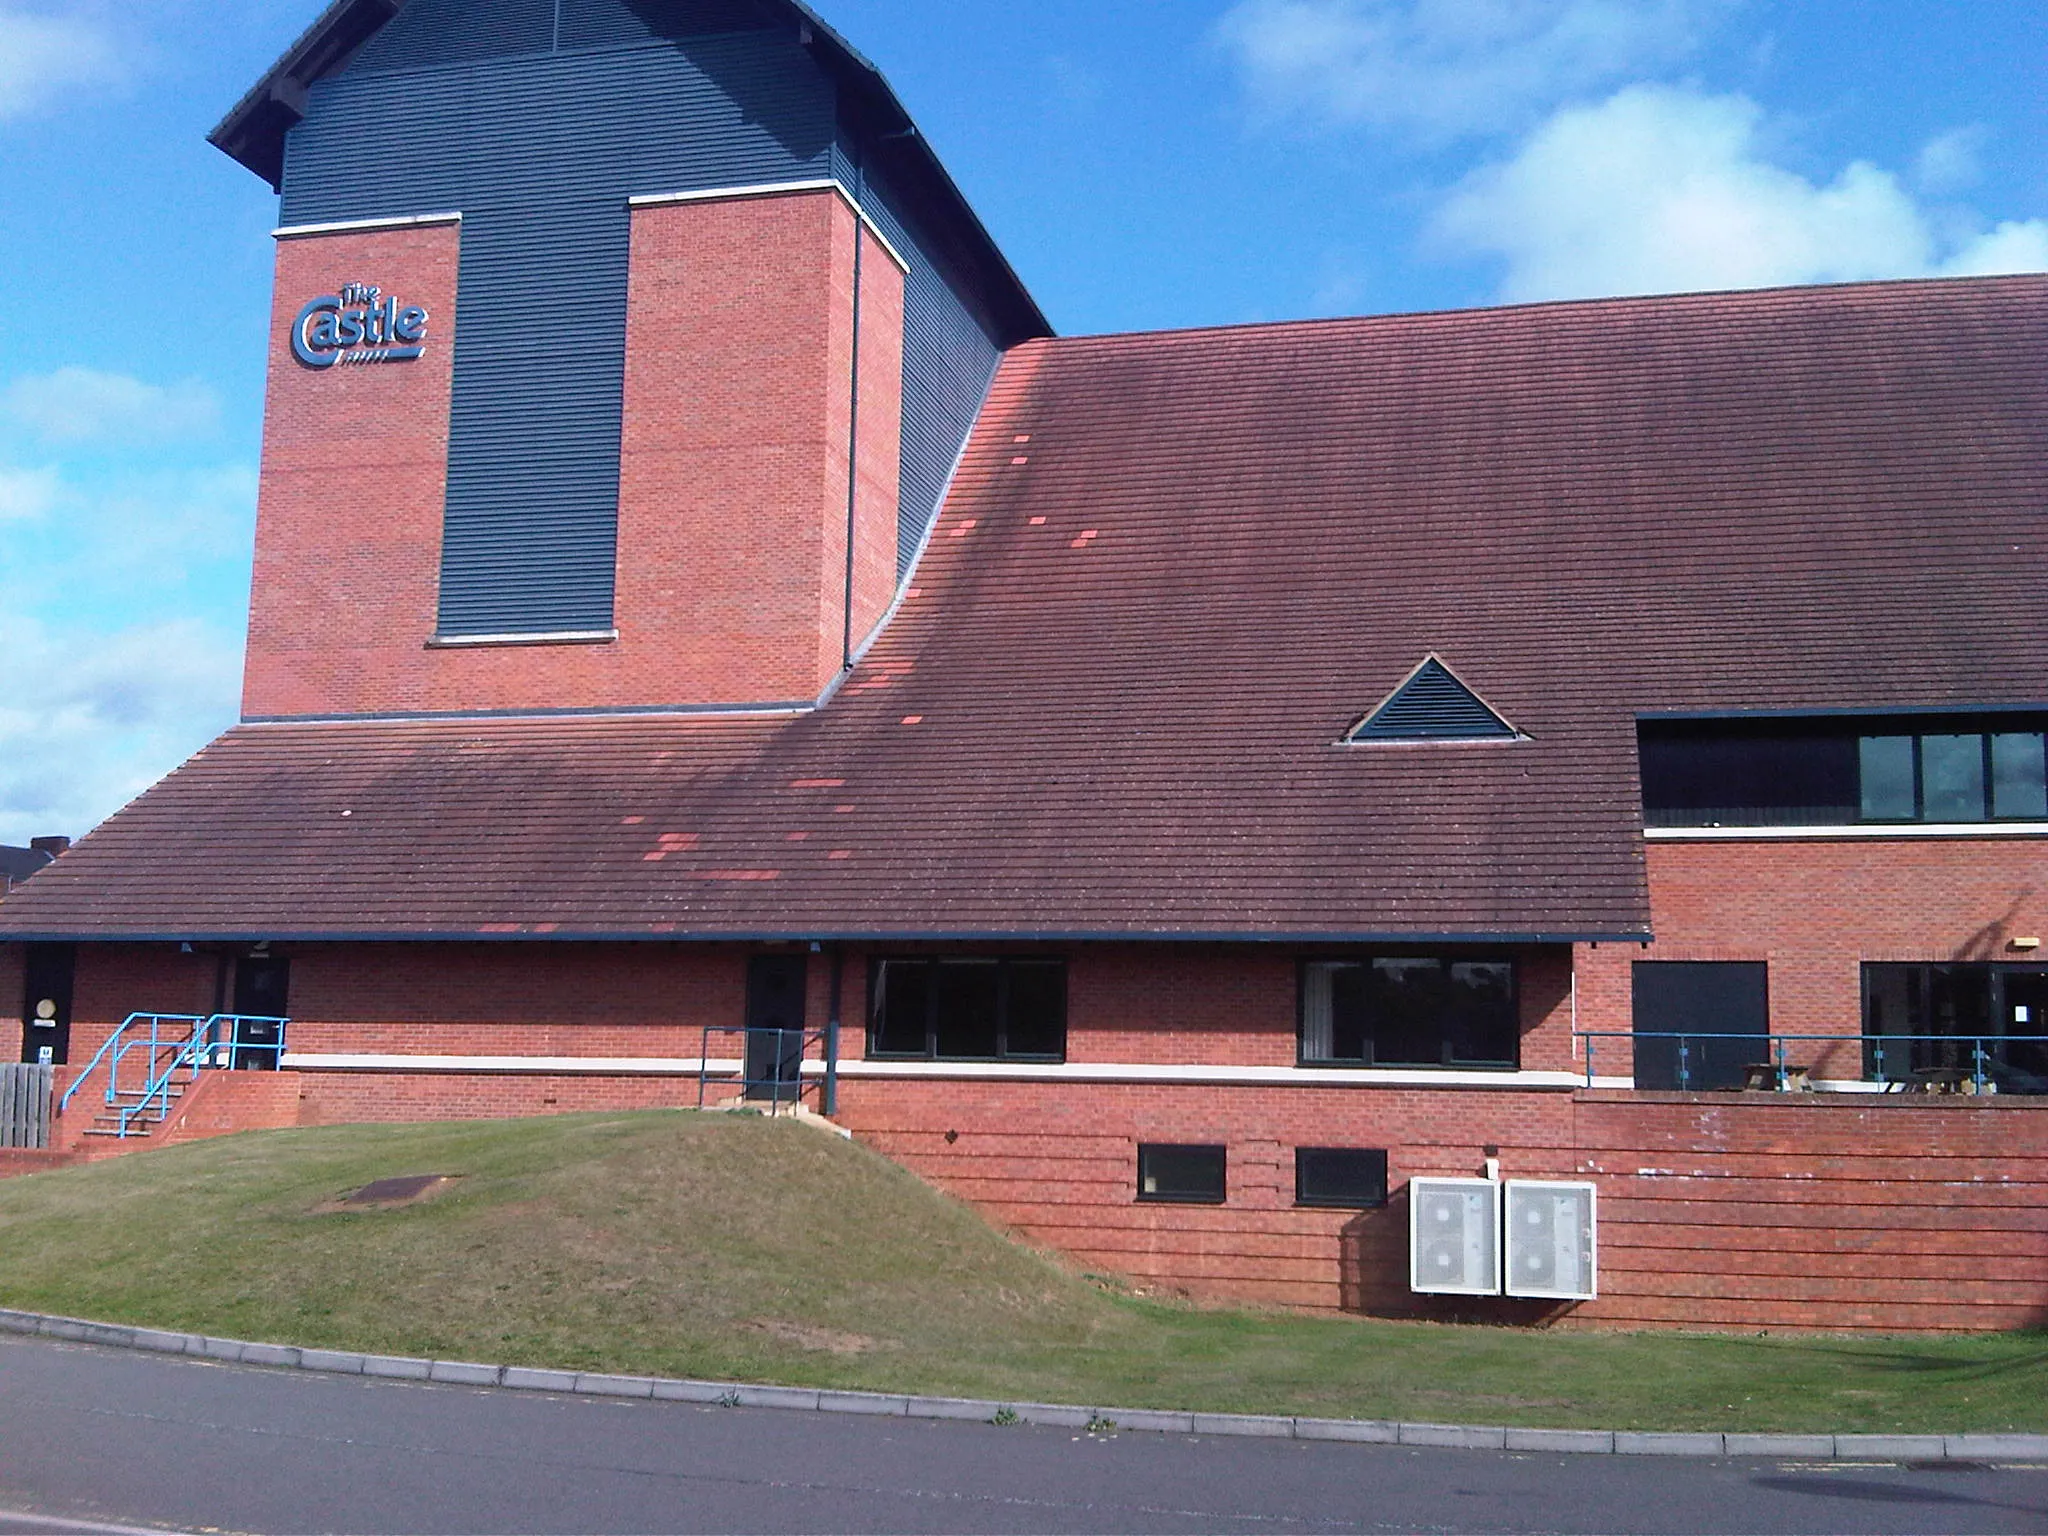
(284, 18, 839, 637)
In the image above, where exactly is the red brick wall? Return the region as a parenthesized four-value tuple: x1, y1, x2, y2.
(246, 188, 908, 721)
(41, 938, 2048, 1331)
(1574, 836, 2048, 1080)
(243, 223, 461, 720)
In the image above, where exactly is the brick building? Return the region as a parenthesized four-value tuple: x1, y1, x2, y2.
(5, 0, 2047, 1332)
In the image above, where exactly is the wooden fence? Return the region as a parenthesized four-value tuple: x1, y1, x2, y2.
(0, 1063, 53, 1150)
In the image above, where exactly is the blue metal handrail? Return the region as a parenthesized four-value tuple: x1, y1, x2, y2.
(1576, 1030, 2048, 1093)
(108, 1015, 290, 1137)
(57, 1013, 204, 1115)
(58, 1013, 289, 1136)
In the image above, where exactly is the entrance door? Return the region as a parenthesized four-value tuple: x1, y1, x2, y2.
(1631, 961, 1769, 1090)
(231, 957, 289, 1070)
(18, 943, 75, 1066)
(744, 955, 807, 1103)
(1999, 970, 2048, 1093)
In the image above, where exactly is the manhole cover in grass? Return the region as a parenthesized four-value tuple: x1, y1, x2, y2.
(336, 1175, 458, 1208)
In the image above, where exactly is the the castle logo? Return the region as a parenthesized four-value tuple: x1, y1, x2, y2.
(292, 283, 430, 370)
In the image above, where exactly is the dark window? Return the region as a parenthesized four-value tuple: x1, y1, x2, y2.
(1863, 963, 2048, 1094)
(868, 959, 1066, 1061)
(1643, 715, 2048, 828)
(1631, 961, 1769, 1091)
(1295, 1148, 1389, 1208)
(1300, 958, 1518, 1069)
(1137, 1144, 1226, 1204)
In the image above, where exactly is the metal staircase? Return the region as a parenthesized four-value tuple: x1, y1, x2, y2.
(59, 1013, 289, 1141)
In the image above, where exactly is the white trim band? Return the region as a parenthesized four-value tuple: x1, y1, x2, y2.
(283, 1054, 741, 1076)
(426, 630, 619, 649)
(274, 212, 464, 240)
(1647, 822, 2048, 841)
(281, 1052, 1615, 1091)
(629, 180, 912, 275)
(830, 1060, 1619, 1090)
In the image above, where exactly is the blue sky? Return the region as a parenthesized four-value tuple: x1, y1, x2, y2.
(0, 0, 2043, 844)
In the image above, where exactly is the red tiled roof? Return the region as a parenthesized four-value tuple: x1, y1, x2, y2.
(7, 275, 2045, 941)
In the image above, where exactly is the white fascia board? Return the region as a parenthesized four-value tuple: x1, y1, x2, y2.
(274, 212, 464, 240)
(1646, 823, 2048, 841)
(629, 180, 912, 275)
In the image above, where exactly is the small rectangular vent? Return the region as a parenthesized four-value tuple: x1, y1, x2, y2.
(1408, 1176, 1502, 1295)
(1503, 1180, 1598, 1300)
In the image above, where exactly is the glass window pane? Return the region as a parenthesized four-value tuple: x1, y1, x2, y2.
(1295, 1147, 1389, 1208)
(1300, 962, 1337, 1061)
(1369, 958, 1448, 1066)
(1922, 735, 1987, 822)
(1003, 961, 1066, 1059)
(1137, 1144, 1226, 1203)
(933, 961, 1001, 1058)
(1329, 963, 1370, 1062)
(1859, 736, 1917, 820)
(1446, 961, 1519, 1066)
(870, 960, 930, 1056)
(1992, 734, 2048, 820)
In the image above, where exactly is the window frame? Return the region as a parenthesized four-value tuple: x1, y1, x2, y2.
(1294, 1147, 1390, 1209)
(1136, 1143, 1228, 1205)
(1640, 714, 2048, 830)
(864, 956, 1068, 1064)
(1295, 954, 1522, 1072)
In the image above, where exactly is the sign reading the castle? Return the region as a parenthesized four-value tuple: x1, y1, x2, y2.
(292, 283, 430, 370)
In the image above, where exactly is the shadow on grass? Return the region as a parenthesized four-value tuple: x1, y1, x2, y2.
(1710, 1333, 2048, 1386)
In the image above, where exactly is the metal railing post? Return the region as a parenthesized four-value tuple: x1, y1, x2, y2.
(1677, 1037, 1692, 1092)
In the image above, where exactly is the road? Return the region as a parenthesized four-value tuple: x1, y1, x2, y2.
(2, 1336, 2044, 1535)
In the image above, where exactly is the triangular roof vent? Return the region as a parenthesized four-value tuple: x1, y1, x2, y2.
(1348, 656, 1520, 742)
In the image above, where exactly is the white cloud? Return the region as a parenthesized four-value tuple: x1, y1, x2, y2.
(1214, 0, 1722, 139)
(0, 6, 116, 119)
(1913, 126, 1988, 197)
(5, 367, 220, 446)
(0, 615, 241, 845)
(0, 463, 59, 521)
(1431, 85, 2048, 302)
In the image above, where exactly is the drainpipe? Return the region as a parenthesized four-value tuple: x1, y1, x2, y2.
(825, 946, 843, 1118)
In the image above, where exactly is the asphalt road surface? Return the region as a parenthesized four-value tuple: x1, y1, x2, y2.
(2, 1336, 2044, 1535)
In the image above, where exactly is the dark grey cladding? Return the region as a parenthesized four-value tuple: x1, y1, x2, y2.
(277, 0, 1023, 636)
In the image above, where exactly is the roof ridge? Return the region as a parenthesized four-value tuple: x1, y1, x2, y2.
(1047, 271, 2048, 351)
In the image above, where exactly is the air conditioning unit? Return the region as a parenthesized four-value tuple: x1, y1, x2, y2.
(1408, 1177, 1502, 1296)
(1503, 1180, 1598, 1300)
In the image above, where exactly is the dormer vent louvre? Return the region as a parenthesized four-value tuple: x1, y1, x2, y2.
(1349, 657, 1519, 742)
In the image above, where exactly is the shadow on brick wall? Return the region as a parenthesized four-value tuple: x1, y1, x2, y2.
(1337, 1192, 1574, 1328)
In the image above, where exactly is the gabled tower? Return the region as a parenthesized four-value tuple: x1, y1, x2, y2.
(216, 0, 1047, 721)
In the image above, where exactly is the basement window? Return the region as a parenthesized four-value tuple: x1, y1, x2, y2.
(1137, 1144, 1227, 1204)
(1299, 958, 1519, 1069)
(1295, 1148, 1389, 1209)
(867, 958, 1066, 1061)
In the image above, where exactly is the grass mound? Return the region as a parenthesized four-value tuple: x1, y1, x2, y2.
(0, 1111, 2042, 1434)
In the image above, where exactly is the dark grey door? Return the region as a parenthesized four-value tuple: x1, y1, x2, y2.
(232, 957, 289, 1070)
(744, 955, 807, 1103)
(1632, 961, 1769, 1090)
(18, 944, 75, 1066)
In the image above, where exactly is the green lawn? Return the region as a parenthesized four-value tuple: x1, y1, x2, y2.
(0, 1111, 2040, 1433)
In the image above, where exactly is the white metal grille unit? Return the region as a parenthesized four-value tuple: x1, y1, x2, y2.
(1504, 1179, 1599, 1300)
(1408, 1177, 1502, 1296)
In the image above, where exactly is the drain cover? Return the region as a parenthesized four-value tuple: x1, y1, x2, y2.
(342, 1175, 453, 1206)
